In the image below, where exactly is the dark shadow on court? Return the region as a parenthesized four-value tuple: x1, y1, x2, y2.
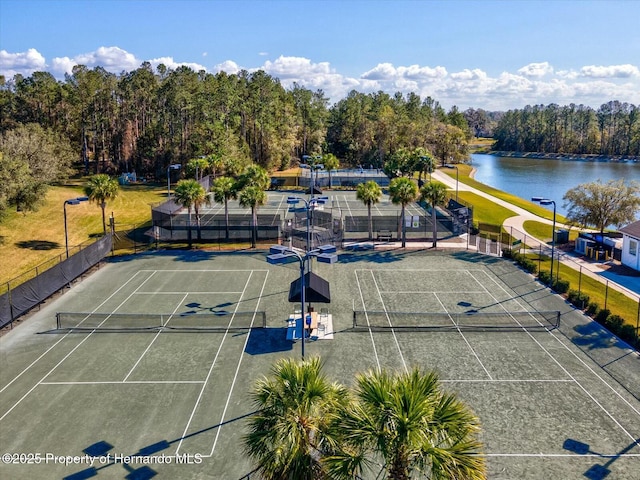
(245, 327, 293, 354)
(337, 251, 405, 264)
(65, 410, 259, 480)
(563, 437, 640, 480)
(451, 250, 502, 264)
(572, 322, 630, 351)
(15, 239, 60, 250)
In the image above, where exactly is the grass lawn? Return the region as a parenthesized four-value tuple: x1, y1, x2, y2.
(0, 182, 167, 286)
(440, 164, 569, 224)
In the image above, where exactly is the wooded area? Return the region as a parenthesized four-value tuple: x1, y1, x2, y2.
(0, 63, 472, 178)
(493, 102, 640, 156)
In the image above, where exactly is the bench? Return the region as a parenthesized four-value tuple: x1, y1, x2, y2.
(377, 230, 392, 242)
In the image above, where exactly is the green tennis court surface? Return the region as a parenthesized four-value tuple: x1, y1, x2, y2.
(1, 250, 639, 479)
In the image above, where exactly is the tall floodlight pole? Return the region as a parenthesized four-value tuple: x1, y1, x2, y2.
(167, 164, 181, 198)
(532, 197, 556, 284)
(267, 244, 337, 359)
(64, 197, 89, 258)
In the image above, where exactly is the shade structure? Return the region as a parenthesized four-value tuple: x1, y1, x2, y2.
(288, 271, 331, 303)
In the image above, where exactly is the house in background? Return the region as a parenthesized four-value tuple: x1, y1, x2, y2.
(619, 220, 640, 271)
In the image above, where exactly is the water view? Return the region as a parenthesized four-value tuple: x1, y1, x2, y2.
(470, 154, 640, 216)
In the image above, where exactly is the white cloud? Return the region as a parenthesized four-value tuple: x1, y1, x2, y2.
(580, 64, 639, 78)
(51, 46, 139, 75)
(1, 48, 639, 110)
(0, 48, 46, 76)
(361, 63, 447, 81)
(517, 62, 553, 78)
(214, 60, 242, 74)
(148, 56, 207, 72)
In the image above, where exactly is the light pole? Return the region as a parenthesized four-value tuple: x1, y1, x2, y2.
(167, 164, 181, 199)
(532, 197, 556, 284)
(444, 163, 459, 203)
(64, 197, 89, 258)
(287, 195, 328, 253)
(301, 155, 324, 199)
(267, 244, 337, 359)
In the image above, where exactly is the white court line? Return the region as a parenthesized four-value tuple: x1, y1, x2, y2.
(0, 270, 145, 395)
(208, 270, 270, 457)
(175, 270, 255, 454)
(137, 269, 269, 272)
(442, 379, 574, 383)
(377, 290, 486, 294)
(468, 270, 640, 447)
(476, 268, 640, 419)
(482, 453, 640, 458)
(40, 381, 205, 385)
(434, 293, 493, 380)
(133, 291, 244, 295)
(354, 270, 381, 372)
(122, 293, 189, 382)
(370, 270, 408, 373)
(342, 195, 354, 218)
(0, 271, 158, 422)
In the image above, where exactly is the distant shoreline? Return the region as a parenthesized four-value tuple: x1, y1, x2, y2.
(487, 151, 640, 163)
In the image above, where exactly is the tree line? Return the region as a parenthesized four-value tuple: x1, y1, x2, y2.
(493, 101, 640, 156)
(0, 63, 471, 179)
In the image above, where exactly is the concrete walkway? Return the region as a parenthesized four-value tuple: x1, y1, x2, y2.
(428, 169, 640, 299)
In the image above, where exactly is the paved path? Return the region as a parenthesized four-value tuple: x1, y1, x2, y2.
(430, 169, 640, 299)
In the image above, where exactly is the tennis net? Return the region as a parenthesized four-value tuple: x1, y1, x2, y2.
(55, 311, 267, 333)
(352, 310, 560, 332)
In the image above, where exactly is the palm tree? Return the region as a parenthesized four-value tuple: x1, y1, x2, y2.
(420, 181, 449, 248)
(84, 174, 119, 235)
(388, 177, 418, 247)
(243, 357, 348, 480)
(237, 164, 270, 192)
(356, 180, 383, 240)
(238, 185, 266, 248)
(211, 176, 236, 240)
(173, 179, 207, 248)
(325, 368, 485, 480)
(322, 153, 340, 188)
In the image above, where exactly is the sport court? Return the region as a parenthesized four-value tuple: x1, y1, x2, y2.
(0, 249, 638, 479)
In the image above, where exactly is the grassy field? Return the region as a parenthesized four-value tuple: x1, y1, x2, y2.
(0, 181, 167, 286)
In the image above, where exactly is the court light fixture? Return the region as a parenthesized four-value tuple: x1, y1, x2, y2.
(266, 244, 338, 359)
(64, 197, 89, 258)
(167, 163, 181, 199)
(531, 196, 557, 284)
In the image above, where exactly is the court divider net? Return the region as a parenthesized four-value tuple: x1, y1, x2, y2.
(352, 310, 560, 332)
(55, 311, 267, 333)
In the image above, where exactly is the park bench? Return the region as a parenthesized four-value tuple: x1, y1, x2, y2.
(376, 230, 392, 242)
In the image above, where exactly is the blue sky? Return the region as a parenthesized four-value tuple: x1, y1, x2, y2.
(1, 0, 639, 110)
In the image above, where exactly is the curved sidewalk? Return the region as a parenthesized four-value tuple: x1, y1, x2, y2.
(431, 169, 640, 299)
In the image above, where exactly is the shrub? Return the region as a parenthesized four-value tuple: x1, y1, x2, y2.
(552, 278, 570, 294)
(567, 290, 590, 309)
(501, 248, 513, 259)
(604, 314, 624, 332)
(618, 324, 639, 346)
(538, 270, 552, 285)
(586, 302, 600, 316)
(595, 309, 611, 325)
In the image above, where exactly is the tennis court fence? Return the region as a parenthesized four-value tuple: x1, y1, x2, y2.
(352, 310, 560, 331)
(55, 311, 267, 333)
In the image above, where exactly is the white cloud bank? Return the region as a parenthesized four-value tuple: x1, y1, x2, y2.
(1, 48, 638, 111)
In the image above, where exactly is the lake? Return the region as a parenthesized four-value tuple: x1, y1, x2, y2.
(470, 153, 640, 216)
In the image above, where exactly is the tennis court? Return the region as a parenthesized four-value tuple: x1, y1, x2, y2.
(1, 249, 639, 479)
